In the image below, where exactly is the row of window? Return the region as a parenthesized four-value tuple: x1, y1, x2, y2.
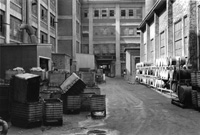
(32, 4, 55, 28)
(83, 8, 142, 19)
(143, 16, 189, 62)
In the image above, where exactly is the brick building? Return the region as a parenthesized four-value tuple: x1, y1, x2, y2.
(139, 0, 200, 70)
(81, 0, 144, 76)
(0, 0, 57, 52)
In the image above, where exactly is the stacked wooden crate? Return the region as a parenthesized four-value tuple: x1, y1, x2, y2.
(11, 73, 42, 128)
(43, 99, 63, 126)
(60, 73, 86, 114)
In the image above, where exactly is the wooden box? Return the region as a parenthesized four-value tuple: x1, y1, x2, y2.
(13, 73, 40, 103)
(80, 72, 95, 87)
(11, 101, 42, 128)
(0, 85, 11, 119)
(62, 95, 81, 114)
(48, 71, 66, 87)
(52, 53, 71, 72)
(83, 86, 101, 95)
(43, 98, 63, 125)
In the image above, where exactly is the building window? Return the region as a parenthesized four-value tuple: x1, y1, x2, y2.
(109, 9, 115, 17)
(121, 9, 126, 17)
(144, 43, 147, 62)
(50, 36, 56, 52)
(41, 6, 47, 23)
(83, 9, 88, 18)
(184, 16, 188, 57)
(10, 16, 22, 42)
(81, 44, 89, 54)
(150, 39, 154, 63)
(136, 8, 142, 19)
(160, 32, 165, 57)
(40, 31, 47, 43)
(174, 20, 182, 56)
(128, 9, 134, 17)
(11, 0, 22, 7)
(31, 0, 38, 16)
(0, 10, 4, 36)
(50, 14, 55, 28)
(101, 9, 107, 18)
(76, 21, 80, 35)
(94, 10, 99, 17)
(76, 41, 79, 53)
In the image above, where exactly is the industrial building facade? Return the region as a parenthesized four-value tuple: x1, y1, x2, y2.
(81, 0, 144, 76)
(139, 0, 200, 70)
(0, 0, 57, 52)
(0, 0, 144, 76)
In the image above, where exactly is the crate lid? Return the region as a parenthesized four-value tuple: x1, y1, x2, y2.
(15, 73, 40, 80)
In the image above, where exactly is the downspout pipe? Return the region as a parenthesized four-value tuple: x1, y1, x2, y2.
(20, 0, 38, 43)
(20, 24, 37, 43)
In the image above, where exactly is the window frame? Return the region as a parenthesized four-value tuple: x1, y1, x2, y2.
(94, 9, 100, 18)
(160, 31, 165, 58)
(121, 9, 126, 18)
(0, 10, 4, 36)
(174, 20, 182, 57)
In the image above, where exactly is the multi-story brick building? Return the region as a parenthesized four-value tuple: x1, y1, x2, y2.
(0, 0, 57, 52)
(81, 0, 145, 76)
(139, 0, 200, 70)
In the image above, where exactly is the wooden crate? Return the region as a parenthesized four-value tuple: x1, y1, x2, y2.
(11, 101, 42, 128)
(80, 72, 95, 87)
(90, 95, 106, 118)
(13, 73, 40, 103)
(0, 85, 11, 120)
(11, 102, 43, 121)
(80, 93, 94, 111)
(62, 95, 81, 114)
(90, 95, 106, 111)
(60, 73, 80, 93)
(83, 86, 101, 95)
(52, 53, 71, 72)
(48, 71, 66, 87)
(43, 98, 63, 126)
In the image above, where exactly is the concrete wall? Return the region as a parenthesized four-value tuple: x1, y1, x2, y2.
(76, 53, 95, 70)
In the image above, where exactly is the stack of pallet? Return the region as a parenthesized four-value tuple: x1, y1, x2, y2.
(11, 73, 42, 128)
